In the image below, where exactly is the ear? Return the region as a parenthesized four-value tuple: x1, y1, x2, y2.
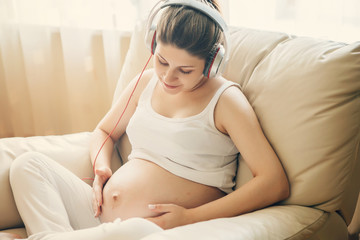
(204, 44, 225, 78)
(145, 25, 157, 54)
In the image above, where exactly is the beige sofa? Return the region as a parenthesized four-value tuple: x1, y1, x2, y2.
(1, 21, 359, 239)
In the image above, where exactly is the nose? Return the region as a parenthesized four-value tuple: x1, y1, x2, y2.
(163, 68, 177, 82)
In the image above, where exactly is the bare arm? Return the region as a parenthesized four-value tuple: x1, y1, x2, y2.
(90, 69, 153, 216)
(190, 86, 290, 222)
(90, 70, 153, 170)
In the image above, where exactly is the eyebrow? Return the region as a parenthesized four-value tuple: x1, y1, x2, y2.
(157, 53, 195, 69)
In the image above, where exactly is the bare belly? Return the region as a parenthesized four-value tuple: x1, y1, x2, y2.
(100, 159, 225, 223)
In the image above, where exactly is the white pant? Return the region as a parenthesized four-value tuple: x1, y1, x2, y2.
(9, 152, 162, 240)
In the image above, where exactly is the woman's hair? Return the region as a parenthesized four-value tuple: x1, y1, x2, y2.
(156, 0, 223, 63)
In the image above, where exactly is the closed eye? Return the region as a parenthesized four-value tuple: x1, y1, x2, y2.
(180, 69, 192, 74)
(157, 54, 193, 74)
(158, 58, 168, 66)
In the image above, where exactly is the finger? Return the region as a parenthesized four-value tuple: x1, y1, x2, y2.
(94, 187, 103, 206)
(94, 173, 107, 185)
(148, 204, 176, 213)
(94, 206, 101, 218)
(92, 190, 102, 217)
(92, 181, 103, 206)
(95, 167, 112, 179)
(92, 191, 100, 216)
(145, 216, 164, 229)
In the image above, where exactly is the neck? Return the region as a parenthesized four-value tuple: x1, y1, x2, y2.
(190, 75, 208, 92)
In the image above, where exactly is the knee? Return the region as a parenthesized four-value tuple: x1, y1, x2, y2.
(9, 151, 47, 185)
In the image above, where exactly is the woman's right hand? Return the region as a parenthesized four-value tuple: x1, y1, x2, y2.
(92, 167, 112, 218)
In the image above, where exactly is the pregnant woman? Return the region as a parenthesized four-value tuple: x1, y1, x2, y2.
(2, 1, 289, 239)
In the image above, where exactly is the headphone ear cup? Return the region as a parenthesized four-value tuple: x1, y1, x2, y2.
(203, 44, 225, 78)
(145, 25, 157, 55)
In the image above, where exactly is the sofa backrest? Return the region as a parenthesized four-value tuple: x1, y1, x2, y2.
(113, 21, 360, 225)
(223, 27, 360, 225)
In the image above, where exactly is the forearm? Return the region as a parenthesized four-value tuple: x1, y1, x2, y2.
(90, 128, 115, 170)
(189, 175, 289, 224)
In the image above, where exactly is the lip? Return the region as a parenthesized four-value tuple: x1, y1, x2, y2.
(162, 81, 179, 89)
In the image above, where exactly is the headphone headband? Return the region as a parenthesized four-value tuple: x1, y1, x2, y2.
(162, 0, 228, 32)
(145, 0, 230, 78)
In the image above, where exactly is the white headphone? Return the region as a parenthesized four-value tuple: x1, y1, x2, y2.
(145, 0, 230, 78)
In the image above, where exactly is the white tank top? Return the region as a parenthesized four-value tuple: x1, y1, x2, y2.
(126, 74, 240, 193)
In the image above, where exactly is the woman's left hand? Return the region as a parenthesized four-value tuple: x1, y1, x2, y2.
(146, 204, 194, 229)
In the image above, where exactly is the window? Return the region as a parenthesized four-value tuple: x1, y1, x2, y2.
(224, 0, 360, 43)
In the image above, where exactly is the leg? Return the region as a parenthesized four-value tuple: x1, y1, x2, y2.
(9, 152, 100, 235)
(9, 152, 163, 240)
(0, 219, 162, 240)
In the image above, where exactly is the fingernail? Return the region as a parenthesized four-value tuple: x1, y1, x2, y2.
(148, 204, 156, 209)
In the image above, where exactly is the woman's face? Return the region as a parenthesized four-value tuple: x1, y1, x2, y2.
(154, 42, 206, 95)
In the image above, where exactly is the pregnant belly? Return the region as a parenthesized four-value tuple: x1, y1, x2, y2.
(100, 159, 225, 223)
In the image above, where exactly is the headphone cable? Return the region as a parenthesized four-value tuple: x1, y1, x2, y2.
(83, 53, 153, 181)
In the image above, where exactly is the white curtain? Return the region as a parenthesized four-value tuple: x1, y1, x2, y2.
(0, 0, 134, 138)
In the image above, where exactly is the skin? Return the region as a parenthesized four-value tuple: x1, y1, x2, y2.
(0, 233, 22, 240)
(91, 42, 290, 229)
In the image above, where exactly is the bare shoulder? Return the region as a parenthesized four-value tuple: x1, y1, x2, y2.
(218, 81, 252, 113)
(132, 68, 155, 94)
(98, 69, 156, 139)
(215, 81, 257, 134)
(120, 68, 155, 104)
